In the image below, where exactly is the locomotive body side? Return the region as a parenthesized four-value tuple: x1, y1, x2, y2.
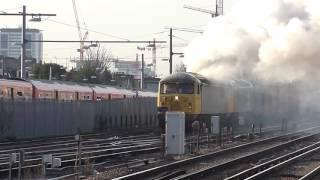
(200, 84, 231, 114)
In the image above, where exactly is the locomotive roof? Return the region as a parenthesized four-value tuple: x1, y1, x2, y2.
(160, 72, 210, 84)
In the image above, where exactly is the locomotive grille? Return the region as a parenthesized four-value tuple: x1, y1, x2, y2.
(171, 101, 181, 111)
(160, 96, 192, 112)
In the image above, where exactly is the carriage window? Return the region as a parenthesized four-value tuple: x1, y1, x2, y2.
(17, 91, 23, 96)
(161, 83, 194, 94)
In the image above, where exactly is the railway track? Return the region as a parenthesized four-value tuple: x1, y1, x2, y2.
(226, 140, 320, 179)
(0, 128, 155, 150)
(114, 127, 320, 180)
(0, 137, 158, 163)
(2, 120, 318, 179)
(0, 132, 161, 179)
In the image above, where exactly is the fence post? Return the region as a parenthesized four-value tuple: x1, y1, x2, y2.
(18, 150, 24, 180)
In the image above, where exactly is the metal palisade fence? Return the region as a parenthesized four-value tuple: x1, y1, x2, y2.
(0, 98, 157, 139)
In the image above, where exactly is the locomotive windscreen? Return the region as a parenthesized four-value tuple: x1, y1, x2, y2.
(160, 83, 194, 94)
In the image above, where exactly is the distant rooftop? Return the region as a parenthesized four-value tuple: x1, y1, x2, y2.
(0, 28, 41, 33)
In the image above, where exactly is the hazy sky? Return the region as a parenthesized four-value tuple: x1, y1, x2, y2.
(1, 0, 235, 76)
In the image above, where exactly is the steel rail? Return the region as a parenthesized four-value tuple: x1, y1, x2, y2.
(299, 164, 320, 180)
(0, 133, 155, 151)
(0, 137, 159, 158)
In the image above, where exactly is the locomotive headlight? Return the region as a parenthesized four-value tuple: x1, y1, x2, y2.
(175, 96, 179, 101)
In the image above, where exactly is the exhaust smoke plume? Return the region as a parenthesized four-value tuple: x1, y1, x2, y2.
(183, 0, 320, 83)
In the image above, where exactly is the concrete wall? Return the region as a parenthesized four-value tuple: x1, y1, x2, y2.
(0, 98, 157, 139)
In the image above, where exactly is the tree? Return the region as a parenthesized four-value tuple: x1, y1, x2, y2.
(175, 62, 187, 73)
(72, 45, 113, 84)
(31, 63, 66, 80)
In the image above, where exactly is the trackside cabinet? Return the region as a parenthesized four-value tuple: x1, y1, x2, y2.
(166, 111, 185, 155)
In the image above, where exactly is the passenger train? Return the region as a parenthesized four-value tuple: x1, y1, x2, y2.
(0, 78, 157, 101)
(157, 72, 299, 132)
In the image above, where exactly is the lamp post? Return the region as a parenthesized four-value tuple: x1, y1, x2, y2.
(1, 57, 4, 77)
(137, 46, 145, 89)
(168, 28, 186, 74)
(21, 6, 26, 79)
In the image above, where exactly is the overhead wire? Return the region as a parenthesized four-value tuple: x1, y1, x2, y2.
(45, 18, 130, 41)
(0, 6, 23, 13)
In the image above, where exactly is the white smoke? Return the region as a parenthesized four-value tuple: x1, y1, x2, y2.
(183, 0, 320, 83)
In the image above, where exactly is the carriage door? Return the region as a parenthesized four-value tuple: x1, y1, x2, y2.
(55, 90, 58, 100)
(75, 92, 79, 100)
(9, 88, 14, 99)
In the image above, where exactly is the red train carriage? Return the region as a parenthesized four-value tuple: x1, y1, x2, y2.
(0, 79, 33, 100)
(0, 78, 157, 101)
(30, 80, 94, 101)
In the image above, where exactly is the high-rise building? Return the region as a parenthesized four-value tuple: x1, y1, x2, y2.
(0, 28, 43, 63)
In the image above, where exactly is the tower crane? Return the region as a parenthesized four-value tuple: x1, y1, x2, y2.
(184, 0, 223, 17)
(72, 0, 88, 61)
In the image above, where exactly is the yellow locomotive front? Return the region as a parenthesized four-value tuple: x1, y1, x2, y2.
(157, 72, 202, 131)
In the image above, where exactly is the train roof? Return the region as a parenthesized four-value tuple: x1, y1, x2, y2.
(1, 78, 157, 96)
(0, 78, 33, 88)
(91, 84, 136, 95)
(30, 79, 93, 93)
(160, 72, 211, 84)
(137, 91, 157, 97)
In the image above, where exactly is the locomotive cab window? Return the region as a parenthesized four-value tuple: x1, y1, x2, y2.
(161, 83, 194, 94)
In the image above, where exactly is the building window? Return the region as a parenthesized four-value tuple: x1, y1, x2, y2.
(17, 91, 23, 96)
(0, 50, 7, 56)
(0, 34, 8, 49)
(26, 51, 32, 58)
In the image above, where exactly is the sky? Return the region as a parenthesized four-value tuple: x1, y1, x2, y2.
(0, 0, 235, 77)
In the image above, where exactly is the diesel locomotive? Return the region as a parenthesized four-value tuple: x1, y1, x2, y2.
(157, 72, 298, 132)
